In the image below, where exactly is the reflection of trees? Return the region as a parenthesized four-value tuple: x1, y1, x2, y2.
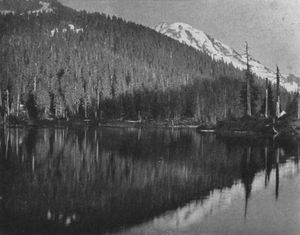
(275, 147, 280, 200)
(218, 135, 298, 218)
(240, 146, 256, 218)
(0, 128, 297, 234)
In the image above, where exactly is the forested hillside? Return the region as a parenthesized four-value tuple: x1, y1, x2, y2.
(0, 0, 292, 123)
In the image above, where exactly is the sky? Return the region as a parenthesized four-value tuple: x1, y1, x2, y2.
(60, 0, 300, 76)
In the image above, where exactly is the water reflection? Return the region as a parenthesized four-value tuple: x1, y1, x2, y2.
(138, 160, 299, 233)
(0, 127, 299, 234)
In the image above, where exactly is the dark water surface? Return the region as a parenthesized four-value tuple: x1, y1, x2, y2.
(0, 127, 299, 235)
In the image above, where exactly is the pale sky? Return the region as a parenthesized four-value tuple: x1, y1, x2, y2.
(60, 0, 300, 76)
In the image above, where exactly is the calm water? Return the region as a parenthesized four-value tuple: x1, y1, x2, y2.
(0, 127, 299, 235)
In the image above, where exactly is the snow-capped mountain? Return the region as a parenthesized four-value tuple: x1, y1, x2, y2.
(155, 22, 298, 92)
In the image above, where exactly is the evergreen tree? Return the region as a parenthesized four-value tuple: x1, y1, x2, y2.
(285, 92, 298, 117)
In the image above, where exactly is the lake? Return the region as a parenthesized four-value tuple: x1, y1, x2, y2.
(0, 126, 299, 235)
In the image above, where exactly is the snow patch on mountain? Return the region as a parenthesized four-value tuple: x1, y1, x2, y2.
(155, 22, 298, 92)
(51, 24, 83, 36)
(28, 1, 53, 14)
(0, 10, 15, 15)
(0, 1, 54, 15)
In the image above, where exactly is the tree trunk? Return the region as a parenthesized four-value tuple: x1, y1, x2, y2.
(6, 89, 10, 115)
(5, 128, 9, 159)
(34, 63, 38, 93)
(246, 78, 251, 116)
(0, 89, 2, 107)
(265, 78, 268, 118)
(84, 98, 88, 119)
(298, 85, 300, 119)
(224, 88, 227, 119)
(264, 144, 268, 187)
(17, 93, 20, 117)
(34, 76, 37, 93)
(276, 66, 280, 117)
(276, 98, 280, 118)
(55, 103, 58, 117)
(60, 104, 63, 119)
(275, 147, 279, 199)
(97, 91, 100, 119)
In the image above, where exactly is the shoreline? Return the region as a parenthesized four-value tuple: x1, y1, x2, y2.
(2, 116, 299, 140)
(1, 118, 209, 130)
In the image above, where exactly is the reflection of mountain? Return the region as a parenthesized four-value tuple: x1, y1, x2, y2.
(132, 160, 298, 233)
(0, 128, 298, 234)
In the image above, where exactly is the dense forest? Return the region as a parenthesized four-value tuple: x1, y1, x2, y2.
(0, 0, 295, 124)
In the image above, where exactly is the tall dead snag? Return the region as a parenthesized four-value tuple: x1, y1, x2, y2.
(17, 93, 20, 117)
(265, 78, 269, 118)
(245, 42, 252, 116)
(34, 63, 38, 93)
(275, 66, 280, 118)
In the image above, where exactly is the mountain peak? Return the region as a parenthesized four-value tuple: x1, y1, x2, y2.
(155, 22, 298, 92)
(156, 22, 193, 31)
(154, 22, 168, 32)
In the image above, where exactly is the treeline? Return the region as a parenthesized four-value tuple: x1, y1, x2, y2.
(0, 2, 294, 123)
